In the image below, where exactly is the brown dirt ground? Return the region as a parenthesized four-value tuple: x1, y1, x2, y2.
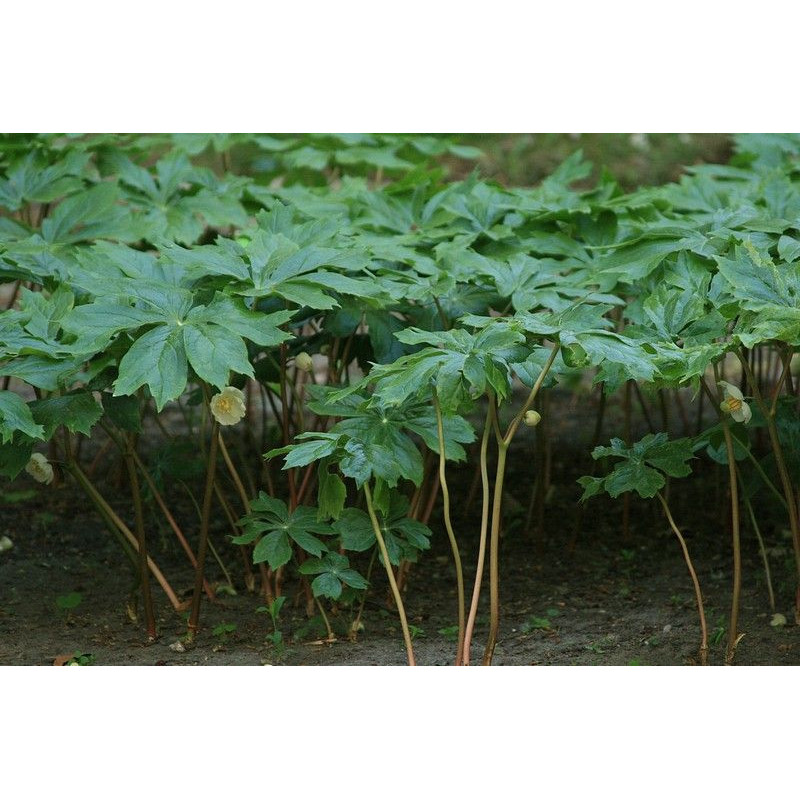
(1, 387, 799, 667)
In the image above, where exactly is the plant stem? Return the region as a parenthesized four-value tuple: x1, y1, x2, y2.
(99, 420, 216, 600)
(704, 371, 743, 664)
(279, 343, 298, 509)
(351, 548, 378, 640)
(315, 596, 335, 642)
(463, 399, 495, 665)
(740, 474, 776, 612)
(363, 482, 416, 666)
(483, 344, 560, 665)
(482, 439, 508, 666)
(720, 418, 743, 664)
(737, 350, 800, 622)
(656, 492, 708, 665)
(217, 430, 251, 513)
(187, 417, 220, 642)
(433, 391, 466, 665)
(123, 433, 156, 641)
(66, 458, 181, 610)
(132, 453, 216, 600)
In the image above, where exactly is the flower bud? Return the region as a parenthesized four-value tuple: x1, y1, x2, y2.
(295, 352, 314, 373)
(523, 410, 542, 427)
(210, 386, 247, 426)
(25, 453, 54, 485)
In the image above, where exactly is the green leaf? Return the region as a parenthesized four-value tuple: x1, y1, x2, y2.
(310, 572, 342, 600)
(0, 391, 45, 443)
(29, 392, 103, 438)
(577, 475, 605, 502)
(252, 530, 292, 570)
(317, 458, 346, 521)
(0, 435, 35, 479)
(333, 508, 375, 551)
(183, 323, 254, 388)
(298, 552, 368, 598)
(778, 234, 800, 264)
(63, 301, 163, 353)
(187, 294, 292, 347)
(249, 491, 288, 520)
(114, 326, 188, 411)
(288, 527, 329, 558)
(269, 434, 340, 470)
(101, 393, 141, 433)
(639, 436, 695, 478)
(339, 569, 369, 590)
(604, 462, 664, 499)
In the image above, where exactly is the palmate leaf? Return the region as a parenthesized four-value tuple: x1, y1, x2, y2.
(186, 294, 292, 347)
(74, 288, 291, 410)
(233, 492, 333, 570)
(114, 326, 188, 410)
(580, 433, 695, 501)
(163, 230, 374, 311)
(325, 408, 423, 487)
(182, 323, 254, 388)
(332, 492, 432, 565)
(0, 150, 89, 211)
(560, 329, 657, 383)
(714, 240, 800, 310)
(713, 241, 800, 347)
(370, 321, 525, 411)
(280, 387, 428, 488)
(596, 229, 710, 283)
(298, 552, 368, 600)
(40, 183, 130, 245)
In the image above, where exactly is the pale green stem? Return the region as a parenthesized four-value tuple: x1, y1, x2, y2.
(656, 492, 708, 665)
(483, 344, 560, 665)
(363, 482, 416, 666)
(462, 399, 495, 666)
(704, 371, 743, 664)
(433, 390, 466, 665)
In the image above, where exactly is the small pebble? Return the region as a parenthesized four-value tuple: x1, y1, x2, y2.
(169, 641, 186, 652)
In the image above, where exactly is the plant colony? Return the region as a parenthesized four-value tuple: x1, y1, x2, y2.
(2, 132, 799, 665)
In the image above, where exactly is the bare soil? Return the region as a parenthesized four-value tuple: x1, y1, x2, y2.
(2, 389, 799, 667)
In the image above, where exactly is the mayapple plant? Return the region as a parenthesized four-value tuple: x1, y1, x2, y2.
(579, 433, 708, 664)
(2, 132, 800, 666)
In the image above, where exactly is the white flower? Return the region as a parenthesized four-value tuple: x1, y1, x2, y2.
(25, 452, 54, 484)
(718, 381, 752, 424)
(210, 386, 246, 426)
(294, 352, 313, 373)
(523, 410, 542, 427)
(0, 535, 13, 554)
